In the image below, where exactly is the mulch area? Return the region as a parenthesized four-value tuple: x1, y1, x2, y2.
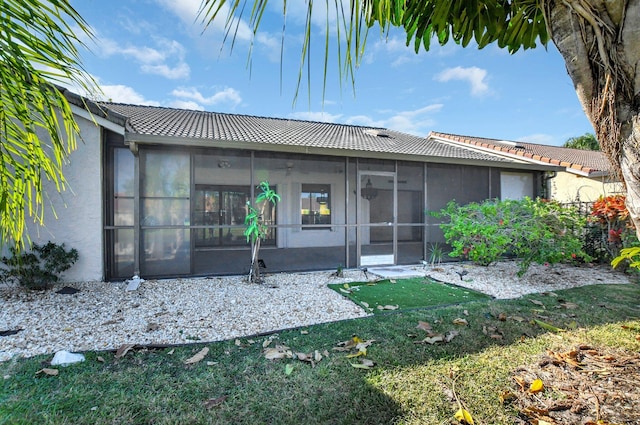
(509, 344, 640, 424)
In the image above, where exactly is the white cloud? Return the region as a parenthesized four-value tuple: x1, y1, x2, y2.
(98, 85, 161, 106)
(517, 133, 556, 145)
(142, 62, 191, 80)
(288, 111, 343, 123)
(344, 115, 385, 127)
(94, 33, 190, 80)
(156, 0, 254, 43)
(171, 87, 242, 109)
(167, 100, 205, 111)
(364, 36, 418, 67)
(342, 104, 443, 135)
(434, 66, 490, 97)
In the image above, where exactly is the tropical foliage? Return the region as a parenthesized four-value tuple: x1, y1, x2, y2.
(435, 198, 589, 275)
(244, 181, 279, 283)
(563, 133, 600, 150)
(0, 0, 95, 248)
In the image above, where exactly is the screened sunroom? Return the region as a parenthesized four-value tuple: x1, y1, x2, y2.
(103, 122, 544, 280)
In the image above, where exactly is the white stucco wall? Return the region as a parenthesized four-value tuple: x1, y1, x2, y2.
(26, 113, 105, 282)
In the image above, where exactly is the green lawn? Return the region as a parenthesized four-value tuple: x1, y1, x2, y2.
(328, 277, 492, 313)
(1, 283, 639, 424)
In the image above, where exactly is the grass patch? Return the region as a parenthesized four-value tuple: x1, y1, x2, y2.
(1, 283, 639, 424)
(328, 277, 492, 312)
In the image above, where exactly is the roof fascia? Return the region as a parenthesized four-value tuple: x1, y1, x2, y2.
(125, 133, 559, 171)
(71, 104, 125, 135)
(430, 135, 574, 175)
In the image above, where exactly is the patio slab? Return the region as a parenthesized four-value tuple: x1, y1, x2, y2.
(367, 265, 425, 279)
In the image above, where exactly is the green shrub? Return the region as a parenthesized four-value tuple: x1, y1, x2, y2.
(434, 198, 590, 275)
(0, 242, 79, 290)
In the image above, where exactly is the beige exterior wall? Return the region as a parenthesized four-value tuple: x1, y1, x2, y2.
(25, 112, 105, 283)
(550, 171, 624, 203)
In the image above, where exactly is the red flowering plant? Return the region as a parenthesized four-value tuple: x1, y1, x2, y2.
(589, 195, 638, 259)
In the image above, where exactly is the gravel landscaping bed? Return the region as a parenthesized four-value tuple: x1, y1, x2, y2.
(0, 261, 634, 362)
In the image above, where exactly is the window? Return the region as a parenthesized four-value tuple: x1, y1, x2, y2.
(301, 184, 331, 230)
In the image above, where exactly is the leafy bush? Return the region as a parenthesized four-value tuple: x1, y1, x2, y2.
(0, 242, 79, 290)
(435, 198, 590, 275)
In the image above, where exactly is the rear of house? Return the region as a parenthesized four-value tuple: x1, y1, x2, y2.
(29, 91, 559, 282)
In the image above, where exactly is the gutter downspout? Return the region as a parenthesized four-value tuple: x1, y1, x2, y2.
(543, 171, 557, 199)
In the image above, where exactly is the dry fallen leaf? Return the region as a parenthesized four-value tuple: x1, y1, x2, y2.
(350, 359, 375, 369)
(416, 321, 433, 332)
(415, 334, 445, 345)
(454, 408, 475, 424)
(334, 336, 364, 351)
(499, 390, 517, 404)
(513, 376, 527, 391)
(498, 313, 507, 321)
(96, 356, 105, 363)
(445, 330, 459, 342)
(377, 305, 399, 311)
(529, 378, 544, 394)
(530, 299, 545, 307)
(184, 347, 209, 365)
(452, 318, 468, 326)
(115, 344, 136, 359)
(203, 396, 227, 409)
(36, 368, 59, 376)
(264, 345, 293, 360)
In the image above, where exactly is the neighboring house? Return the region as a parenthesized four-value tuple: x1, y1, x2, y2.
(30, 90, 560, 282)
(428, 132, 623, 203)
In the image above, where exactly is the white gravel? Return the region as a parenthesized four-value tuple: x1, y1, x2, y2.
(0, 261, 633, 362)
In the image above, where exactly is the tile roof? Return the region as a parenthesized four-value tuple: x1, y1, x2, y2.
(428, 131, 613, 177)
(99, 103, 543, 168)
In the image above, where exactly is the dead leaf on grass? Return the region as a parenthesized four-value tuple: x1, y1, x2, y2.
(96, 356, 105, 363)
(415, 334, 445, 345)
(499, 390, 517, 404)
(350, 359, 375, 369)
(115, 344, 136, 359)
(184, 347, 209, 365)
(529, 378, 544, 394)
(377, 304, 399, 311)
(203, 395, 227, 409)
(558, 301, 579, 309)
(452, 318, 468, 326)
(36, 368, 59, 376)
(498, 313, 507, 321)
(510, 315, 527, 322)
(264, 345, 293, 360)
(454, 408, 475, 424)
(416, 321, 433, 332)
(445, 330, 459, 342)
(530, 299, 545, 307)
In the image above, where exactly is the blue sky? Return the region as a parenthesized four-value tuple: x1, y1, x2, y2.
(72, 0, 594, 146)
